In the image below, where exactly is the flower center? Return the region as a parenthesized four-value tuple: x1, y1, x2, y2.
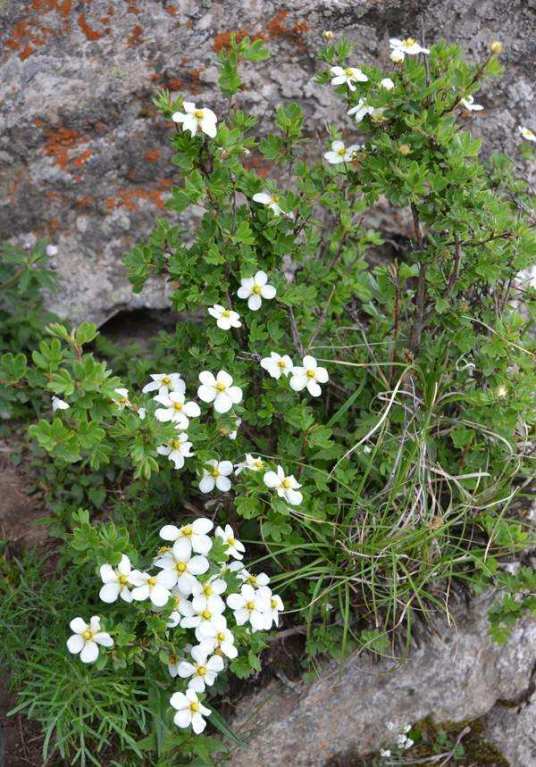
(173, 402, 183, 411)
(217, 631, 226, 642)
(196, 665, 207, 676)
(203, 584, 213, 596)
(246, 600, 256, 611)
(176, 562, 187, 573)
(82, 629, 93, 641)
(227, 535, 236, 546)
(254, 459, 263, 469)
(194, 109, 205, 119)
(306, 369, 316, 378)
(337, 146, 347, 156)
(202, 609, 212, 620)
(403, 37, 416, 47)
(181, 525, 193, 537)
(252, 284, 262, 295)
(247, 575, 257, 585)
(147, 577, 157, 586)
(118, 574, 129, 586)
(215, 382, 227, 392)
(190, 702, 200, 712)
(344, 67, 355, 77)
(210, 467, 221, 478)
(277, 359, 287, 368)
(162, 376, 171, 384)
(158, 546, 171, 554)
(222, 309, 231, 317)
(282, 478, 293, 489)
(170, 439, 181, 449)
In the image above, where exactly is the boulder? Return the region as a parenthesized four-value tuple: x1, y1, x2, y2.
(0, 0, 534, 325)
(229, 593, 536, 766)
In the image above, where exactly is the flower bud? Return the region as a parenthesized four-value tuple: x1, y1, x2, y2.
(496, 384, 508, 398)
(490, 41, 503, 55)
(322, 30, 334, 41)
(399, 143, 411, 156)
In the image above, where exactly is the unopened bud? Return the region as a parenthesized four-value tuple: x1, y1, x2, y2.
(399, 143, 411, 156)
(490, 41, 503, 55)
(496, 384, 508, 398)
(322, 30, 334, 41)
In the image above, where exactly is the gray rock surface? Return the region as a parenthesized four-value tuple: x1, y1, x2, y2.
(229, 594, 536, 766)
(1, 0, 535, 324)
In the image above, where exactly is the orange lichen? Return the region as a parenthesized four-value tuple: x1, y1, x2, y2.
(242, 152, 273, 179)
(19, 45, 36, 60)
(77, 13, 106, 41)
(144, 148, 161, 163)
(72, 148, 92, 167)
(44, 128, 82, 169)
(213, 29, 250, 53)
(105, 180, 173, 212)
(265, 10, 309, 46)
(127, 23, 144, 46)
(165, 5, 177, 16)
(75, 195, 95, 209)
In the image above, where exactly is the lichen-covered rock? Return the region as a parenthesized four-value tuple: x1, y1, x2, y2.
(0, 0, 534, 325)
(229, 594, 536, 766)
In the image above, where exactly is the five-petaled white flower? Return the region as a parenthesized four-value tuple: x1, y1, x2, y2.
(260, 351, 293, 379)
(172, 102, 218, 138)
(154, 391, 201, 430)
(67, 616, 113, 664)
(252, 191, 294, 218)
(215, 524, 246, 559)
(197, 370, 242, 414)
(52, 396, 70, 412)
(99, 554, 133, 604)
(263, 466, 303, 505)
(380, 77, 395, 90)
(197, 624, 238, 659)
(460, 95, 483, 112)
(159, 518, 214, 555)
(157, 432, 194, 470)
(128, 569, 176, 607)
(389, 37, 429, 61)
(178, 645, 224, 693)
(519, 126, 536, 143)
(290, 355, 329, 397)
(237, 270, 276, 311)
(170, 689, 211, 734)
(227, 584, 271, 632)
(347, 98, 377, 124)
(235, 453, 265, 475)
(207, 304, 241, 330)
(142, 373, 185, 397)
(323, 140, 363, 165)
(329, 65, 368, 91)
(181, 591, 226, 634)
(155, 538, 210, 594)
(258, 586, 284, 629)
(199, 460, 234, 494)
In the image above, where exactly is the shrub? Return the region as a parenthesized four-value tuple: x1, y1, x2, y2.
(2, 32, 535, 766)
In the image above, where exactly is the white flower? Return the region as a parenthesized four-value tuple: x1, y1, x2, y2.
(197, 624, 238, 660)
(113, 387, 130, 408)
(244, 571, 270, 588)
(181, 591, 227, 635)
(235, 453, 265, 474)
(178, 645, 224, 693)
(154, 538, 210, 595)
(207, 304, 242, 330)
(290, 355, 329, 397)
(157, 432, 194, 470)
(347, 98, 376, 124)
(237, 270, 277, 311)
(389, 37, 429, 61)
(329, 65, 368, 91)
(128, 569, 176, 607)
(52, 396, 70, 412)
(257, 586, 284, 629)
(252, 191, 285, 216)
(66, 616, 113, 664)
(323, 140, 363, 165)
(142, 373, 185, 397)
(172, 102, 218, 138)
(197, 370, 242, 414)
(460, 95, 483, 112)
(159, 518, 214, 555)
(519, 126, 536, 143)
(167, 588, 195, 628)
(226, 584, 270, 632)
(199, 460, 234, 494)
(260, 351, 293, 379)
(154, 391, 201, 430)
(380, 77, 395, 90)
(46, 244, 58, 257)
(99, 554, 133, 604)
(263, 465, 303, 506)
(170, 689, 211, 734)
(167, 648, 190, 678)
(380, 750, 391, 758)
(215, 524, 246, 560)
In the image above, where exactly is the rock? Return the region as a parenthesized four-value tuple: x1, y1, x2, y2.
(484, 695, 536, 767)
(229, 594, 536, 766)
(1, 0, 535, 325)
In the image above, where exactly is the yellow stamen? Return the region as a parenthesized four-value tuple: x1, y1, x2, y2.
(196, 665, 207, 676)
(181, 525, 193, 537)
(227, 536, 236, 546)
(190, 702, 200, 712)
(82, 629, 93, 641)
(210, 467, 220, 478)
(252, 284, 262, 295)
(201, 609, 212, 620)
(215, 382, 227, 392)
(246, 600, 255, 610)
(403, 37, 416, 47)
(222, 309, 231, 317)
(203, 584, 213, 596)
(217, 632, 226, 642)
(176, 562, 187, 573)
(147, 576, 157, 586)
(173, 402, 183, 411)
(306, 369, 316, 378)
(194, 109, 205, 119)
(118, 575, 129, 586)
(282, 478, 293, 489)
